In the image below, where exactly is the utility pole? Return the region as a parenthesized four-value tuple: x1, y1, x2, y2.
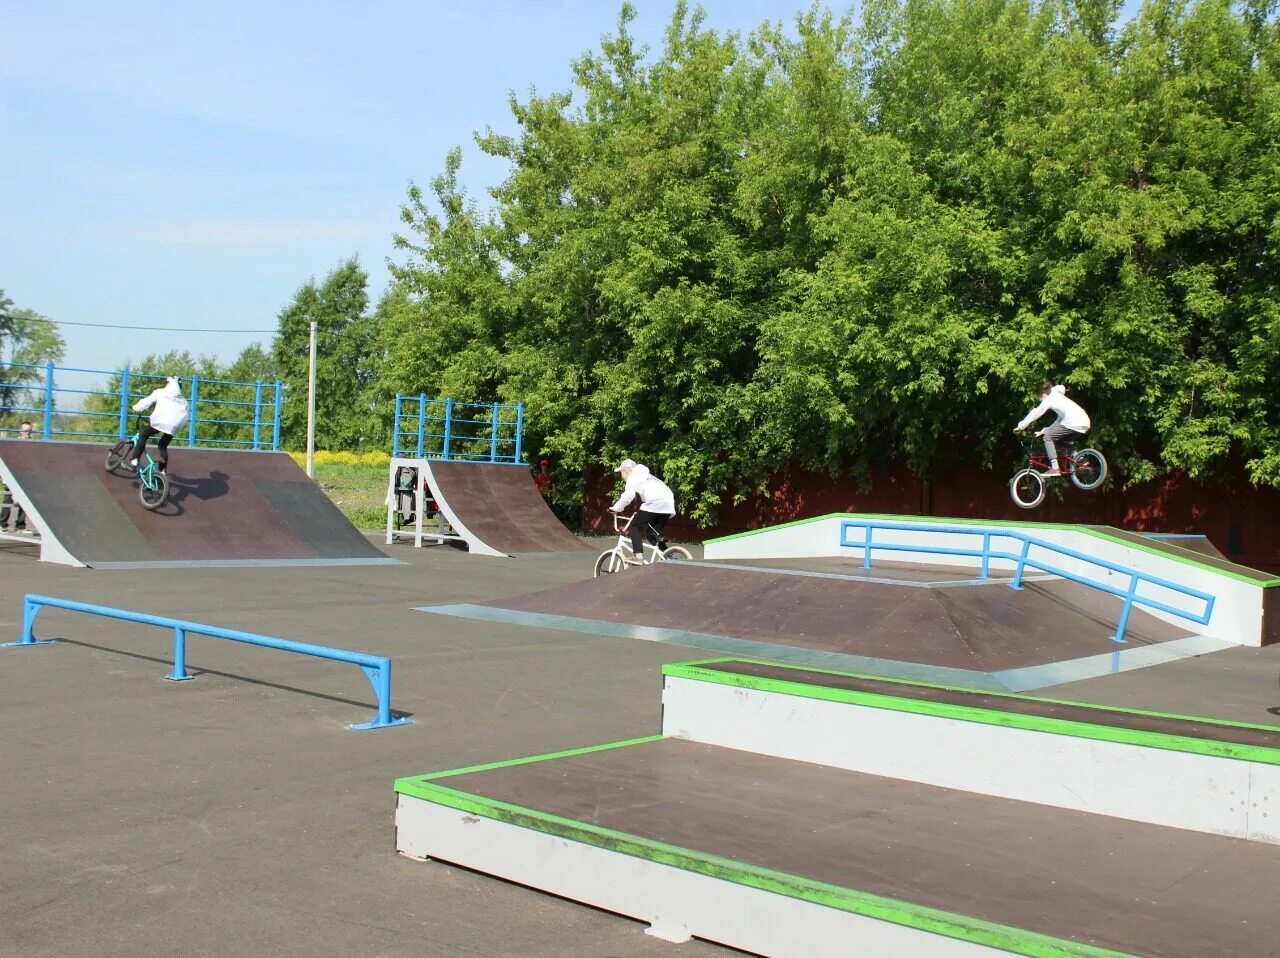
(306, 320, 317, 478)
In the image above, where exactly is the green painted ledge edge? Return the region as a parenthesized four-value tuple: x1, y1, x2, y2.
(395, 749, 1133, 958)
(663, 658, 1280, 766)
(702, 512, 1280, 587)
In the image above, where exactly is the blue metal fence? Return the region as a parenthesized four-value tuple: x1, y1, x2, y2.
(0, 361, 283, 450)
(392, 393, 524, 463)
(838, 519, 1216, 644)
(6, 594, 411, 730)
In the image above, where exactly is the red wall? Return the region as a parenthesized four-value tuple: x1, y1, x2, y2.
(584, 463, 1280, 571)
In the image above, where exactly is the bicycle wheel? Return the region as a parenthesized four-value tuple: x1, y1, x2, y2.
(1010, 469, 1045, 509)
(1071, 449, 1108, 491)
(105, 439, 133, 473)
(139, 471, 170, 511)
(593, 549, 627, 577)
(661, 546, 693, 562)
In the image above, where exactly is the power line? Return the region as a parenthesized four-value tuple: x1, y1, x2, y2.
(45, 319, 276, 333)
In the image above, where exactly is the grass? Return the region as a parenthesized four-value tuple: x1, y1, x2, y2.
(307, 460, 387, 529)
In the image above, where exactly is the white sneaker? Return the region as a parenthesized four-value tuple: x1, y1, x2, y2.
(129, 459, 139, 468)
(1043, 469, 1063, 477)
(623, 555, 644, 566)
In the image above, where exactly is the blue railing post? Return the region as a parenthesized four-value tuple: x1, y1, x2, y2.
(416, 393, 426, 458)
(863, 525, 873, 569)
(1011, 538, 1031, 590)
(118, 368, 132, 439)
(3, 597, 52, 648)
(514, 402, 524, 463)
(490, 403, 500, 462)
(1111, 576, 1140, 644)
(392, 394, 403, 458)
(168, 627, 194, 680)
(980, 532, 991, 580)
(187, 375, 200, 447)
(442, 399, 454, 461)
(42, 361, 54, 439)
(272, 381, 283, 451)
(252, 381, 264, 451)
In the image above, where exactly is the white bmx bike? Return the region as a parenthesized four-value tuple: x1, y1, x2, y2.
(593, 512, 692, 577)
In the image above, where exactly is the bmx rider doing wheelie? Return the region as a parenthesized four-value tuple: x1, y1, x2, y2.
(129, 376, 189, 473)
(609, 458, 676, 565)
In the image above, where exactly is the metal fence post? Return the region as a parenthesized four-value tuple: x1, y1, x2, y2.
(118, 368, 131, 438)
(513, 402, 524, 463)
(392, 394, 403, 458)
(442, 399, 453, 461)
(980, 532, 991, 580)
(252, 381, 264, 450)
(272, 381, 283, 451)
(490, 403, 500, 462)
(863, 525, 873, 569)
(42, 361, 54, 438)
(187, 375, 200, 447)
(416, 393, 426, 458)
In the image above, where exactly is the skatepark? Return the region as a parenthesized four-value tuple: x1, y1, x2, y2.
(5, 384, 1280, 955)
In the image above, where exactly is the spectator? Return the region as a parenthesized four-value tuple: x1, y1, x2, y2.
(534, 458, 555, 496)
(4, 420, 35, 533)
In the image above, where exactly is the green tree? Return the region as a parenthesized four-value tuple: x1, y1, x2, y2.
(273, 257, 377, 450)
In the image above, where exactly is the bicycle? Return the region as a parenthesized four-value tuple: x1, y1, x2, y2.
(1009, 432, 1107, 509)
(593, 512, 692, 576)
(105, 414, 172, 511)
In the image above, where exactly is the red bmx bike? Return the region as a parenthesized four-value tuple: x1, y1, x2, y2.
(1009, 433, 1107, 509)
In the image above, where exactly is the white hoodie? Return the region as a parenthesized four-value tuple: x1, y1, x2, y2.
(610, 464, 676, 516)
(133, 378, 190, 436)
(1017, 384, 1090, 433)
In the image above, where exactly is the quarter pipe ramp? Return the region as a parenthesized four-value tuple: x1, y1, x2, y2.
(0, 439, 396, 568)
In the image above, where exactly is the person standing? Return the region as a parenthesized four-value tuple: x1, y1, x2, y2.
(4, 421, 35, 533)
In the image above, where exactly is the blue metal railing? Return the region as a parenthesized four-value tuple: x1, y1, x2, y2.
(5, 594, 411, 731)
(838, 519, 1216, 644)
(0, 361, 283, 450)
(391, 393, 524, 463)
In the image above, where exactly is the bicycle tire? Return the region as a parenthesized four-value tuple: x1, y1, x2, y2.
(139, 471, 170, 511)
(1071, 449, 1108, 491)
(593, 550, 627, 577)
(105, 439, 133, 473)
(661, 546, 693, 562)
(1010, 469, 1045, 509)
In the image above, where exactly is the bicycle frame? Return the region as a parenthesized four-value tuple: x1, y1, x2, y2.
(124, 416, 165, 491)
(1019, 435, 1078, 477)
(608, 511, 666, 562)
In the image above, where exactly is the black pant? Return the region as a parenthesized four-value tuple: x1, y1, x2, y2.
(131, 424, 173, 470)
(631, 510, 671, 557)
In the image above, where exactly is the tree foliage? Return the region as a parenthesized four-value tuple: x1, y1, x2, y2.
(273, 257, 381, 451)
(0, 290, 67, 415)
(372, 0, 1279, 523)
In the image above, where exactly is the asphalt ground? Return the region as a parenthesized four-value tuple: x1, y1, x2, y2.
(4, 534, 1280, 958)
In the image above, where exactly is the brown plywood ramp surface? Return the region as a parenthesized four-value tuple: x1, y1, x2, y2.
(482, 563, 1192, 671)
(0, 439, 393, 567)
(422, 737, 1280, 958)
(423, 460, 593, 555)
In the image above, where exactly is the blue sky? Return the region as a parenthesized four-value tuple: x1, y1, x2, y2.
(0, 0, 802, 375)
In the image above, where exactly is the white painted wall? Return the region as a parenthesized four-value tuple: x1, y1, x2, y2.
(663, 677, 1279, 843)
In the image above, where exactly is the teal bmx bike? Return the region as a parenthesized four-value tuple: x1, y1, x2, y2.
(105, 414, 172, 511)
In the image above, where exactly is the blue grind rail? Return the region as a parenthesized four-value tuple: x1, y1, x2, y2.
(5, 594, 411, 730)
(838, 519, 1216, 645)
